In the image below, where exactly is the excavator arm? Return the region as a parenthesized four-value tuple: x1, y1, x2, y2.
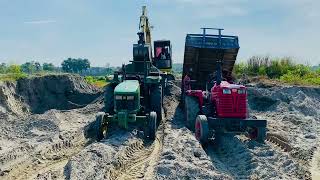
(139, 6, 152, 46)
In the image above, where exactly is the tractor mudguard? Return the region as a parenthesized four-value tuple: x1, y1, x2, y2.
(185, 90, 204, 111)
(207, 117, 267, 130)
(240, 119, 267, 128)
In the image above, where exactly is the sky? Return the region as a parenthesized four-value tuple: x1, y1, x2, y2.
(0, 0, 319, 66)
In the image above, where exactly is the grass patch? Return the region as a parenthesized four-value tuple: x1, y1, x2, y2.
(234, 56, 320, 86)
(0, 73, 27, 82)
(84, 76, 108, 88)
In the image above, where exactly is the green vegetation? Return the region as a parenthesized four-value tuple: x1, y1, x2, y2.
(61, 58, 90, 73)
(21, 61, 42, 73)
(0, 62, 58, 82)
(84, 76, 109, 88)
(172, 63, 183, 78)
(0, 64, 27, 81)
(234, 56, 320, 86)
(43, 63, 55, 71)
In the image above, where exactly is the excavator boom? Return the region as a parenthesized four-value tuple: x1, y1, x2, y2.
(139, 6, 152, 45)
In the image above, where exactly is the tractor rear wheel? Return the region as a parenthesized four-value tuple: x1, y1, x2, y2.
(184, 96, 199, 131)
(249, 126, 266, 143)
(195, 115, 209, 145)
(151, 85, 162, 123)
(96, 112, 107, 141)
(104, 83, 115, 114)
(145, 112, 157, 140)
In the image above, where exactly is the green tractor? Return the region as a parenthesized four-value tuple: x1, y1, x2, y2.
(96, 32, 163, 141)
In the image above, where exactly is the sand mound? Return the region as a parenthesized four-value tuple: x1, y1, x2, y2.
(0, 74, 101, 116)
(0, 81, 28, 116)
(16, 74, 102, 114)
(0, 74, 103, 179)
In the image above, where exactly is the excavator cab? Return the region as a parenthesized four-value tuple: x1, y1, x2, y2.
(153, 40, 172, 71)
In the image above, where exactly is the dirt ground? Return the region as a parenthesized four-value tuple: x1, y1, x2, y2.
(0, 74, 319, 180)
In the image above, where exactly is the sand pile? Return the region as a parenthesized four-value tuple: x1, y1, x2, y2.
(0, 74, 103, 179)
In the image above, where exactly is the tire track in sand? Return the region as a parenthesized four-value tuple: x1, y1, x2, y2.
(4, 132, 86, 180)
(310, 148, 320, 180)
(107, 88, 177, 180)
(108, 116, 165, 180)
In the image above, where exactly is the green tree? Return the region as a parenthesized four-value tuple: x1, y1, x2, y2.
(35, 62, 42, 71)
(21, 61, 42, 74)
(21, 62, 35, 74)
(7, 64, 22, 73)
(0, 63, 7, 73)
(43, 63, 55, 71)
(61, 58, 90, 73)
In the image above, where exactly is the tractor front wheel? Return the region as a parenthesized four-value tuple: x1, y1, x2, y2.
(184, 96, 199, 131)
(145, 112, 157, 140)
(195, 115, 209, 145)
(151, 85, 162, 124)
(104, 84, 115, 114)
(96, 112, 107, 141)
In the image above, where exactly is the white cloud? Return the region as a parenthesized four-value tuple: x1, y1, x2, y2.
(23, 20, 56, 24)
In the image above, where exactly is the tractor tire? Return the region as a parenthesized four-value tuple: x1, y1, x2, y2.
(104, 83, 115, 114)
(151, 85, 162, 123)
(195, 115, 209, 145)
(256, 127, 266, 143)
(249, 126, 266, 143)
(96, 112, 106, 141)
(145, 112, 157, 140)
(184, 96, 200, 131)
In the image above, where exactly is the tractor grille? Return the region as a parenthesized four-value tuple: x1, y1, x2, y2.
(238, 96, 247, 113)
(219, 96, 233, 113)
(116, 100, 135, 111)
(218, 94, 247, 117)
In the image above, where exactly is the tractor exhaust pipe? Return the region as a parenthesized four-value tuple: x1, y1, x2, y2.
(216, 60, 222, 85)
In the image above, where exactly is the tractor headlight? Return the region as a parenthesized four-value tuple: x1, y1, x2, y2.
(126, 96, 134, 100)
(222, 89, 231, 94)
(115, 95, 123, 100)
(237, 89, 246, 94)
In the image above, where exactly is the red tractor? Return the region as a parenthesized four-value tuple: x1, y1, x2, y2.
(182, 28, 267, 145)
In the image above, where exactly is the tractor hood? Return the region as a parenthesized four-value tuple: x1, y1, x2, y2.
(219, 81, 245, 89)
(114, 80, 140, 95)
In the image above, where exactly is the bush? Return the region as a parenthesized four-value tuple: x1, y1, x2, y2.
(233, 62, 246, 77)
(84, 76, 107, 88)
(258, 66, 267, 76)
(280, 71, 320, 86)
(7, 65, 22, 74)
(0, 64, 27, 81)
(0, 73, 27, 81)
(233, 56, 319, 86)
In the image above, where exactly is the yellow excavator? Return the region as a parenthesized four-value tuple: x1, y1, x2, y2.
(138, 6, 175, 80)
